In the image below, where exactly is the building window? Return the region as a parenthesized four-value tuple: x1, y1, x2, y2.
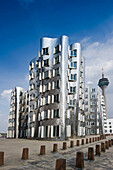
(85, 88, 88, 92)
(54, 94, 59, 103)
(91, 115, 95, 119)
(110, 130, 112, 133)
(85, 95, 88, 98)
(53, 126, 59, 137)
(45, 83, 51, 91)
(44, 126, 48, 137)
(91, 122, 95, 126)
(19, 99, 22, 104)
(92, 101, 95, 105)
(85, 101, 88, 105)
(42, 47, 49, 55)
(36, 70, 39, 77)
(45, 96, 50, 105)
(92, 88, 95, 93)
(70, 62, 77, 68)
(54, 80, 59, 89)
(70, 87, 76, 93)
(70, 50, 77, 57)
(44, 111, 48, 119)
(44, 71, 49, 79)
(36, 60, 39, 67)
(20, 92, 23, 96)
(44, 59, 49, 67)
(55, 67, 60, 76)
(91, 108, 95, 112)
(54, 44, 61, 54)
(92, 95, 95, 99)
(69, 99, 76, 106)
(54, 55, 60, 65)
(70, 74, 76, 80)
(54, 109, 59, 118)
(85, 108, 88, 112)
(91, 129, 95, 134)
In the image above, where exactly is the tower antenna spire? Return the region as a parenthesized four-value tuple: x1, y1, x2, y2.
(102, 68, 104, 78)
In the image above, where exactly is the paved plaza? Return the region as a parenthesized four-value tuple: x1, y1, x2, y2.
(0, 136, 113, 169)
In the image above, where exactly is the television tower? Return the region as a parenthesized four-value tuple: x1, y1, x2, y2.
(98, 68, 109, 119)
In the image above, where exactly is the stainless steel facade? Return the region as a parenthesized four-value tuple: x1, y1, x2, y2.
(28, 35, 85, 140)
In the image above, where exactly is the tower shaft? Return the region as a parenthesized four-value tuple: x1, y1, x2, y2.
(102, 87, 108, 119)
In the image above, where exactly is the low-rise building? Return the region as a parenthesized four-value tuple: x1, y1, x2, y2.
(0, 133, 7, 138)
(104, 119, 113, 134)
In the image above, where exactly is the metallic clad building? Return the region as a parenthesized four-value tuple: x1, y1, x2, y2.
(8, 87, 29, 138)
(28, 35, 85, 140)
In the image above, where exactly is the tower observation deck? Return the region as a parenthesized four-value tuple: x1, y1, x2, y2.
(98, 69, 109, 119)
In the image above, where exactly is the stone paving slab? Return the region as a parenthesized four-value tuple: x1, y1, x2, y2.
(0, 135, 113, 170)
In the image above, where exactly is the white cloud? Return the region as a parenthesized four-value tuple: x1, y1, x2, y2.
(80, 37, 92, 48)
(82, 34, 113, 117)
(87, 81, 93, 85)
(1, 89, 12, 102)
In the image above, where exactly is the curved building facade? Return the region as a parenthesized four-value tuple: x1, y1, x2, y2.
(28, 35, 85, 140)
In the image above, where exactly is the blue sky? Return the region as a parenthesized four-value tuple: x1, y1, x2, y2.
(1, 0, 113, 132)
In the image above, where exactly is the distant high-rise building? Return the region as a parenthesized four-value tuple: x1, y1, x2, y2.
(98, 69, 109, 119)
(28, 35, 85, 140)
